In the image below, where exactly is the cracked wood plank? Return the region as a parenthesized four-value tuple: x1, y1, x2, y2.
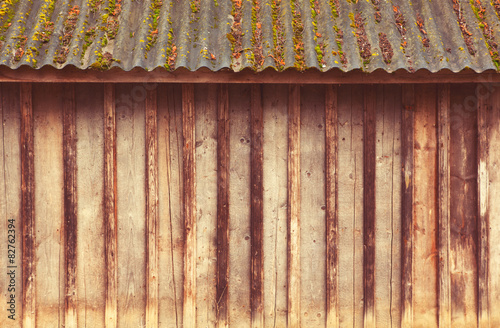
(250, 84, 264, 328)
(287, 84, 301, 328)
(104, 83, 118, 328)
(217, 84, 229, 328)
(375, 84, 402, 328)
(183, 83, 197, 328)
(326, 85, 339, 328)
(75, 84, 105, 327)
(63, 84, 77, 328)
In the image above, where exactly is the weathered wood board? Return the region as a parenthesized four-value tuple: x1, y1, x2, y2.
(115, 84, 146, 328)
(75, 84, 106, 328)
(33, 84, 64, 327)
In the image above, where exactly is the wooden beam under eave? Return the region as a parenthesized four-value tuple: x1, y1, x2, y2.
(21, 82, 35, 328)
(63, 84, 78, 328)
(104, 84, 118, 328)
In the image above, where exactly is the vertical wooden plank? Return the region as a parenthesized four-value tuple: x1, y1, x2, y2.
(449, 84, 478, 327)
(488, 87, 500, 327)
(217, 84, 230, 328)
(477, 91, 490, 328)
(363, 85, 376, 328)
(146, 87, 159, 328)
(104, 83, 118, 328)
(76, 84, 105, 327)
(1, 84, 22, 328)
(413, 84, 438, 328)
(401, 85, 414, 328)
(116, 84, 146, 328)
(158, 84, 183, 328)
(228, 84, 251, 327)
(33, 84, 64, 327)
(288, 84, 301, 328)
(338, 85, 364, 328)
(63, 84, 78, 328)
(20, 83, 35, 328)
(375, 84, 402, 328)
(195, 83, 218, 328)
(300, 85, 326, 328)
(250, 84, 264, 328)
(183, 83, 197, 328)
(325, 85, 339, 328)
(262, 84, 288, 328)
(437, 84, 451, 328)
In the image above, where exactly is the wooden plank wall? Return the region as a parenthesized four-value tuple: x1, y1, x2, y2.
(1, 82, 500, 327)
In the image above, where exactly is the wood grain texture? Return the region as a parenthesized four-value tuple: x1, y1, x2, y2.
(21, 83, 35, 328)
(33, 84, 65, 327)
(1, 84, 22, 328)
(104, 83, 118, 328)
(374, 84, 402, 328)
(437, 84, 451, 328)
(63, 84, 78, 328)
(413, 84, 438, 328)
(183, 83, 197, 328)
(401, 84, 414, 328)
(488, 87, 500, 327)
(477, 90, 490, 328)
(146, 87, 159, 327)
(194, 83, 218, 328)
(250, 84, 264, 328)
(363, 85, 376, 328)
(228, 84, 251, 327)
(325, 85, 339, 328)
(158, 84, 184, 328)
(262, 84, 288, 328)
(75, 84, 106, 327)
(300, 85, 326, 328)
(449, 84, 478, 327)
(217, 84, 230, 328)
(288, 84, 301, 328)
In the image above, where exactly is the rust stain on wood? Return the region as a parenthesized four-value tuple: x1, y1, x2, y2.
(363, 86, 376, 328)
(401, 84, 414, 327)
(325, 85, 339, 328)
(146, 88, 159, 327)
(477, 94, 490, 328)
(104, 84, 118, 328)
(216, 84, 229, 328)
(182, 84, 197, 327)
(21, 82, 35, 328)
(287, 84, 301, 328)
(250, 84, 264, 328)
(437, 84, 451, 328)
(63, 84, 78, 328)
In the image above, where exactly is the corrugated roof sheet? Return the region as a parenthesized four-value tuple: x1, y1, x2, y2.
(1, 0, 500, 72)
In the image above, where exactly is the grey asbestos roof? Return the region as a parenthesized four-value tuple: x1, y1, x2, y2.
(1, 0, 500, 73)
